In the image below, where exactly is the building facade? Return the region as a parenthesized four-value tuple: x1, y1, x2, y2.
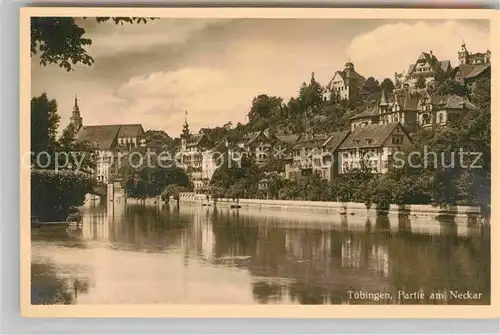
(71, 96, 145, 184)
(237, 130, 274, 165)
(458, 42, 491, 65)
(453, 43, 491, 93)
(349, 90, 476, 132)
(402, 51, 452, 90)
(285, 131, 350, 181)
(178, 116, 212, 192)
(417, 93, 477, 129)
(350, 91, 419, 132)
(324, 62, 365, 101)
(76, 124, 145, 184)
(337, 123, 412, 175)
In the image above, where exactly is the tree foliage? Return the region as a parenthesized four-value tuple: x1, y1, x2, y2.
(31, 169, 93, 221)
(120, 147, 192, 199)
(380, 78, 395, 93)
(31, 93, 60, 159)
(31, 17, 156, 71)
(210, 156, 262, 198)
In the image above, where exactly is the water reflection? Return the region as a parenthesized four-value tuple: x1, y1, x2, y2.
(31, 201, 490, 305)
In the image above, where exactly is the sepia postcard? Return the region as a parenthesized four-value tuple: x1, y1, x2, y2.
(20, 7, 499, 318)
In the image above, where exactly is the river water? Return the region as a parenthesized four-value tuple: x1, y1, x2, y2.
(31, 199, 490, 305)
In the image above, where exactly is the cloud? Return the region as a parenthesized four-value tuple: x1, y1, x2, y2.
(346, 20, 489, 80)
(83, 19, 233, 58)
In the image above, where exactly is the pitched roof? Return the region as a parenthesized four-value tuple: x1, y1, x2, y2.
(326, 68, 365, 90)
(76, 124, 144, 150)
(76, 125, 121, 150)
(117, 124, 144, 138)
(245, 131, 271, 146)
(465, 64, 490, 79)
(186, 133, 206, 146)
(407, 52, 450, 74)
(350, 105, 378, 120)
(430, 95, 477, 110)
(339, 123, 401, 150)
(455, 64, 477, 78)
(395, 95, 420, 111)
(275, 133, 300, 144)
(292, 134, 328, 150)
(323, 130, 351, 150)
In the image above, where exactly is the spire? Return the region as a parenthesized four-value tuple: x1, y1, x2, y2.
(70, 94, 83, 131)
(379, 89, 389, 106)
(181, 110, 190, 139)
(73, 95, 80, 113)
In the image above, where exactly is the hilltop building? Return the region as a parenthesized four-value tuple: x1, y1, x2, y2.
(349, 90, 476, 132)
(417, 93, 477, 129)
(324, 62, 365, 101)
(454, 42, 491, 92)
(457, 42, 491, 65)
(401, 51, 452, 90)
(350, 90, 420, 133)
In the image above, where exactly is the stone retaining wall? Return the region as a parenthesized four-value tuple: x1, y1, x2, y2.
(177, 192, 481, 217)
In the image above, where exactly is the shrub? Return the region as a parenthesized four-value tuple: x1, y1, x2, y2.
(31, 169, 93, 221)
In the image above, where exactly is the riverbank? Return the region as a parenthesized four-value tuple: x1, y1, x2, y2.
(176, 192, 485, 223)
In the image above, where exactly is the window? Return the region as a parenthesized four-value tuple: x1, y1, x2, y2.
(366, 139, 373, 145)
(438, 114, 444, 124)
(392, 135, 403, 145)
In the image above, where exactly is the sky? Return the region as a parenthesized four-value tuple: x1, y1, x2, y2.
(31, 18, 490, 137)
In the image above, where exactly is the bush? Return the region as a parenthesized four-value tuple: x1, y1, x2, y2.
(31, 169, 93, 221)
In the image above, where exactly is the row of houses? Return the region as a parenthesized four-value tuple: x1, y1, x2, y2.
(68, 87, 479, 190)
(67, 43, 487, 190)
(393, 42, 490, 93)
(324, 42, 490, 103)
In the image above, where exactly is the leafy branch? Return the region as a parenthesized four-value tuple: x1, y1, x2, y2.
(31, 17, 157, 71)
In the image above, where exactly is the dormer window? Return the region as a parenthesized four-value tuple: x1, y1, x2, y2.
(353, 139, 360, 145)
(366, 139, 373, 144)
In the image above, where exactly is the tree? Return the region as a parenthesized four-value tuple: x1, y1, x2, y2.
(247, 95, 284, 131)
(140, 129, 174, 149)
(210, 156, 262, 198)
(362, 77, 380, 94)
(298, 72, 325, 113)
(161, 184, 186, 207)
(31, 170, 93, 221)
(471, 78, 491, 110)
(380, 78, 395, 93)
(31, 93, 60, 166)
(360, 77, 381, 101)
(427, 78, 467, 97)
(31, 17, 155, 71)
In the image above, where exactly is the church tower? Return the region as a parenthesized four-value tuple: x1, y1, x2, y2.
(70, 95, 83, 132)
(458, 42, 469, 65)
(180, 110, 190, 151)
